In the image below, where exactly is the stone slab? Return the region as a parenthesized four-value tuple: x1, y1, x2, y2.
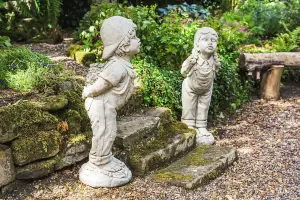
(152, 145, 237, 189)
(0, 145, 16, 188)
(16, 159, 56, 179)
(55, 135, 90, 170)
(130, 132, 195, 175)
(142, 107, 173, 125)
(116, 116, 160, 148)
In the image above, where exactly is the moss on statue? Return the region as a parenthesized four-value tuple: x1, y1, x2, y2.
(0, 101, 58, 143)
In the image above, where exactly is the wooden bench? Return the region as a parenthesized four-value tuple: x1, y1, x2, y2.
(239, 52, 300, 100)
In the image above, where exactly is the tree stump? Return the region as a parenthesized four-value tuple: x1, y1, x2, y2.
(260, 65, 284, 100)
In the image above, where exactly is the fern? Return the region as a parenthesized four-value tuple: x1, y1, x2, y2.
(39, 0, 61, 27)
(291, 27, 300, 47)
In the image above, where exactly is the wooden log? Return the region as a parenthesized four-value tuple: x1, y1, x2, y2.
(260, 65, 284, 100)
(239, 52, 300, 71)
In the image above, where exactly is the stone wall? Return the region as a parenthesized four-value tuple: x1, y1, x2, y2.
(0, 76, 145, 194)
(0, 78, 93, 193)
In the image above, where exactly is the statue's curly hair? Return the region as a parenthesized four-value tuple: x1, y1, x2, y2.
(114, 25, 137, 57)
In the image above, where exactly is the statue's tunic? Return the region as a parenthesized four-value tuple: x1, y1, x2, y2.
(181, 55, 216, 129)
(85, 56, 135, 165)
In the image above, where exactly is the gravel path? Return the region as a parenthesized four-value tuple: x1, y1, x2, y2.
(25, 39, 89, 77)
(2, 43, 300, 200)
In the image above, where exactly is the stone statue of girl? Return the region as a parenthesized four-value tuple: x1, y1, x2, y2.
(181, 27, 221, 145)
(79, 16, 140, 188)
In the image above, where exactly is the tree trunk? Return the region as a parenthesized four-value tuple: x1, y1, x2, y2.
(260, 65, 284, 100)
(239, 52, 300, 71)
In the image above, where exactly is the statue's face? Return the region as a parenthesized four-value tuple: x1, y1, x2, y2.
(197, 34, 217, 56)
(127, 29, 141, 56)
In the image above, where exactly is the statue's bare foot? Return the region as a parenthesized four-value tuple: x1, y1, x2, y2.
(196, 128, 215, 145)
(79, 157, 132, 188)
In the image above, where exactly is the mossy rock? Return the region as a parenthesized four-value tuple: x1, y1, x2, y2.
(33, 94, 68, 112)
(118, 87, 145, 117)
(54, 133, 91, 170)
(68, 44, 83, 58)
(75, 51, 96, 66)
(64, 90, 90, 133)
(61, 109, 82, 133)
(0, 101, 58, 143)
(0, 145, 16, 188)
(16, 158, 56, 179)
(11, 130, 62, 166)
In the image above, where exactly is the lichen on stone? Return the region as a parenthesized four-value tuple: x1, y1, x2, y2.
(68, 134, 89, 145)
(153, 171, 194, 182)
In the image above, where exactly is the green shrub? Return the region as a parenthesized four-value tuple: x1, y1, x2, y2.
(74, 3, 251, 119)
(0, 36, 12, 47)
(0, 0, 62, 41)
(0, 46, 62, 91)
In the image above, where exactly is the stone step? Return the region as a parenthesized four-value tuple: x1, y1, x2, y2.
(116, 116, 160, 148)
(151, 145, 237, 189)
(115, 121, 196, 176)
(115, 107, 173, 148)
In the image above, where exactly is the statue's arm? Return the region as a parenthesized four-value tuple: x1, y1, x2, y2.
(82, 77, 113, 98)
(181, 51, 197, 77)
(82, 62, 125, 98)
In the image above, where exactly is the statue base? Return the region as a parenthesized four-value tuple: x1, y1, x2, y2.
(79, 157, 132, 188)
(196, 128, 215, 145)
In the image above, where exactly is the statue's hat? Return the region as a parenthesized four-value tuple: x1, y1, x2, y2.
(100, 16, 134, 59)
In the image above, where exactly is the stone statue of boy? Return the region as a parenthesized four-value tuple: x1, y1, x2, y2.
(181, 27, 221, 145)
(79, 16, 140, 188)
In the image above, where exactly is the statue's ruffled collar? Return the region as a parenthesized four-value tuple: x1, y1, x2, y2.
(196, 55, 214, 67)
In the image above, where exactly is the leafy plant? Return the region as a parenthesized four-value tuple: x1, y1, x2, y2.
(0, 46, 62, 91)
(157, 2, 210, 19)
(74, 3, 251, 119)
(0, 0, 62, 41)
(0, 36, 12, 47)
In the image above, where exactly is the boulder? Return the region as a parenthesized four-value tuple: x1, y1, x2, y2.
(33, 95, 68, 111)
(0, 145, 16, 188)
(0, 102, 58, 143)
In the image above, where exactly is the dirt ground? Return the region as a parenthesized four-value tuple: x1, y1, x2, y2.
(1, 42, 300, 199)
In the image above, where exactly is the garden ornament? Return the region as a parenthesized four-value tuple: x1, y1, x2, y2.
(79, 16, 140, 187)
(181, 27, 221, 145)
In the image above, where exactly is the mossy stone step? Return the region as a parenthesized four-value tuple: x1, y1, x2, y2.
(116, 116, 160, 148)
(128, 131, 195, 176)
(151, 145, 237, 189)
